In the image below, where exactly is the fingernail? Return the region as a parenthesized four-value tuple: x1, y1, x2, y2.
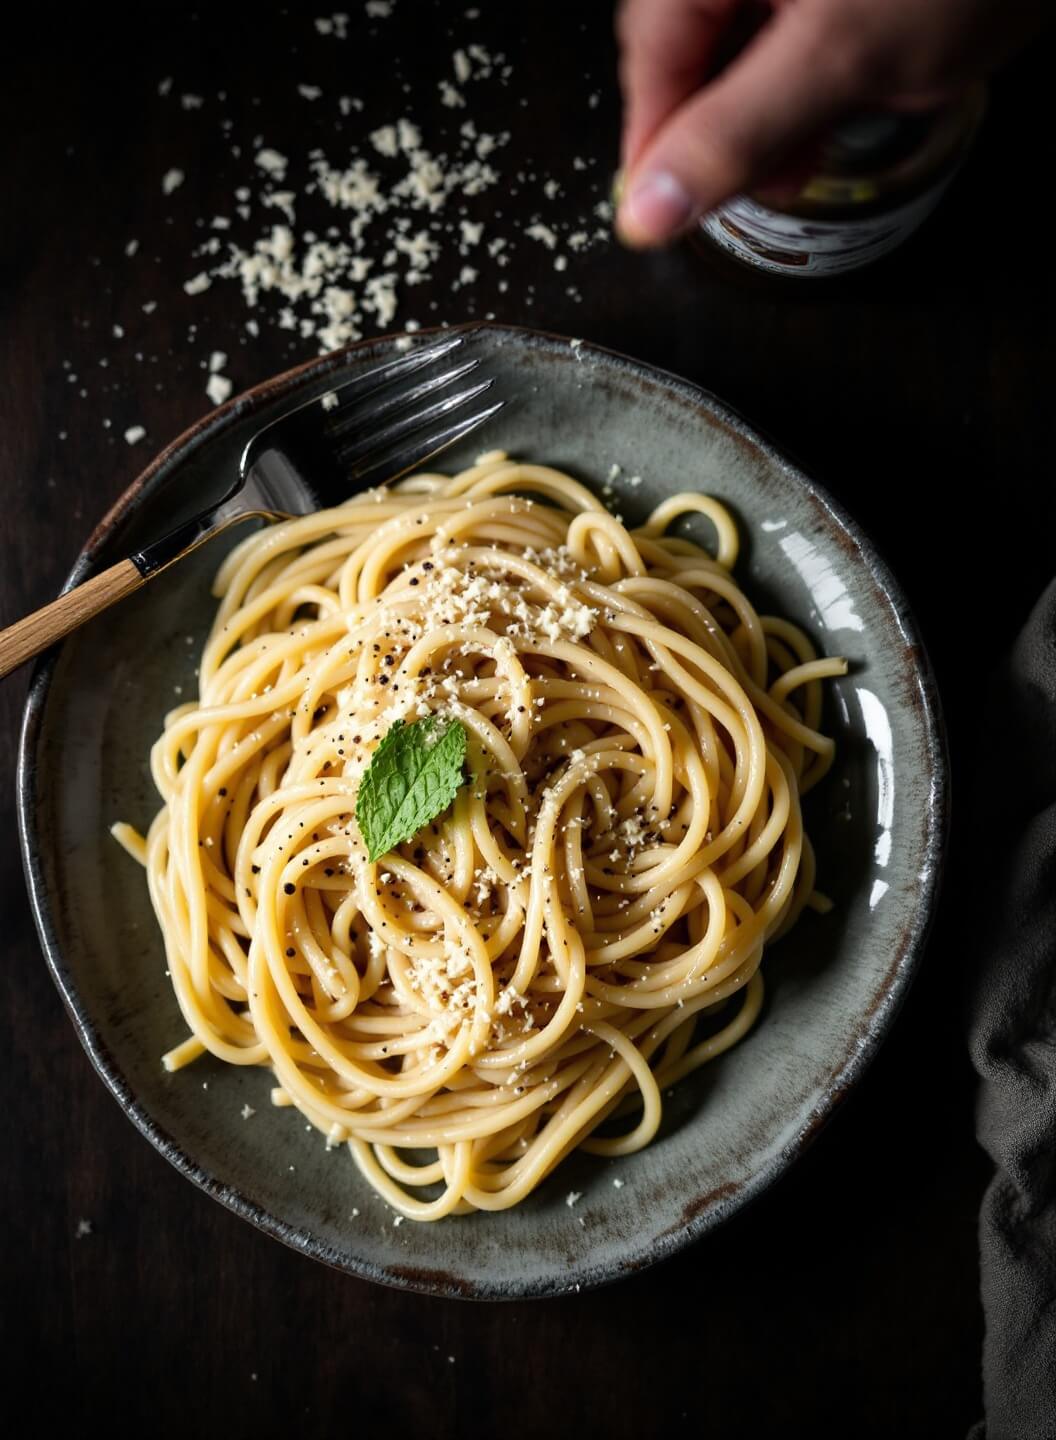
(616, 171, 694, 248)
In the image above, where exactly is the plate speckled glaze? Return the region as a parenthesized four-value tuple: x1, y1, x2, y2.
(18, 325, 947, 1299)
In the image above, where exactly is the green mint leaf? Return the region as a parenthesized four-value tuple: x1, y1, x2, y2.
(355, 716, 468, 863)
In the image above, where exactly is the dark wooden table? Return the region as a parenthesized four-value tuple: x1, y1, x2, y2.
(3, 3, 1051, 1434)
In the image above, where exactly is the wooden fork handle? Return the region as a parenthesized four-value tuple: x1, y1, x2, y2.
(0, 558, 144, 680)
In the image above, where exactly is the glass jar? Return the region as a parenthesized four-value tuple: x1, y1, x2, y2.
(697, 87, 987, 278)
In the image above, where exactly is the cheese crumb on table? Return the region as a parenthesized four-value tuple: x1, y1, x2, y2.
(160, 19, 610, 358)
(206, 373, 233, 405)
(100, 11, 615, 427)
(255, 147, 289, 180)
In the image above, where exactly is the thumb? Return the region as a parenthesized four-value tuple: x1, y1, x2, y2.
(616, 2, 869, 248)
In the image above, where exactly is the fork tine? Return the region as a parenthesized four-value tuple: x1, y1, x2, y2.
(346, 399, 505, 489)
(325, 357, 482, 442)
(323, 331, 470, 406)
(335, 377, 496, 468)
(240, 331, 478, 480)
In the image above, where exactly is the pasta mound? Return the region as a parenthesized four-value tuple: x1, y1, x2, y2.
(114, 453, 845, 1219)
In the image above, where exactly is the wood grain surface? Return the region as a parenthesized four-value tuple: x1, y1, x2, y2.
(0, 557, 142, 678)
(3, 3, 1053, 1435)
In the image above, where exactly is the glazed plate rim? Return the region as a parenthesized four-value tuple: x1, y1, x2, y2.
(17, 323, 949, 1299)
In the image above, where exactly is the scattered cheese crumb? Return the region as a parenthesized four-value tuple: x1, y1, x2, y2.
(565, 1190, 582, 1208)
(255, 147, 289, 180)
(124, 28, 614, 374)
(369, 124, 397, 158)
(241, 1104, 256, 1120)
(75, 1218, 93, 1239)
(315, 14, 350, 38)
(206, 373, 233, 405)
(124, 425, 146, 446)
(525, 222, 558, 249)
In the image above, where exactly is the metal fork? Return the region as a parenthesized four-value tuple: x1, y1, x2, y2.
(0, 332, 501, 680)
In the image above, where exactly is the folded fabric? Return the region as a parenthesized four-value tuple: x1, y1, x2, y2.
(968, 577, 1056, 1440)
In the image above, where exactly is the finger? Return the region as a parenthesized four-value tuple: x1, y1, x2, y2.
(886, 87, 961, 113)
(616, 1, 870, 247)
(616, 0, 739, 171)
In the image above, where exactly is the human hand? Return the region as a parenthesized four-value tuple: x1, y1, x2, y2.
(615, 0, 1046, 248)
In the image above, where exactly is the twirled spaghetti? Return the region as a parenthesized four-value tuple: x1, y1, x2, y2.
(114, 452, 846, 1219)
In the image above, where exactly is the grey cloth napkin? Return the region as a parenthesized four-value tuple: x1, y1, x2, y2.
(968, 578, 1056, 1440)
